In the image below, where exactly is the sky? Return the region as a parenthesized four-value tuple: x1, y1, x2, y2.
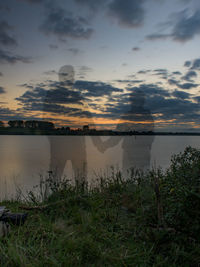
(0, 0, 200, 131)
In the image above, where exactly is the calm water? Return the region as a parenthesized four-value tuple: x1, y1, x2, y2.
(0, 135, 200, 199)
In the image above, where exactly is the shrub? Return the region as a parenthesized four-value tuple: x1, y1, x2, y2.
(161, 146, 200, 237)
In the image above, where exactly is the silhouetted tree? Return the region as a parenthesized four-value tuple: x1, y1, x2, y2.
(38, 121, 54, 130)
(8, 121, 15, 128)
(83, 125, 89, 131)
(25, 121, 36, 128)
(8, 120, 24, 128)
(17, 120, 24, 128)
(25, 120, 54, 130)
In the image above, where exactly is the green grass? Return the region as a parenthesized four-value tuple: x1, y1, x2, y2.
(0, 146, 200, 266)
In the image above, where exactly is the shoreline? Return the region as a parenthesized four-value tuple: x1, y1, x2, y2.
(0, 129, 200, 136)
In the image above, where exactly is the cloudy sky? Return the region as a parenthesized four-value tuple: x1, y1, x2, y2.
(1, 0, 200, 131)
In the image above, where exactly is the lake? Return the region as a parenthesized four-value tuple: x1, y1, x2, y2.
(0, 135, 200, 200)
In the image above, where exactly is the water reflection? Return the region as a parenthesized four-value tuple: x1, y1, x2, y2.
(0, 135, 200, 199)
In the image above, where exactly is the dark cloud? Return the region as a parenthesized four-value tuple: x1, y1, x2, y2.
(43, 70, 57, 75)
(171, 10, 200, 42)
(147, 96, 199, 121)
(0, 86, 6, 94)
(0, 5, 10, 12)
(79, 66, 92, 72)
(16, 78, 125, 118)
(191, 58, 200, 70)
(0, 107, 26, 122)
(0, 49, 32, 64)
(74, 0, 107, 11)
(16, 85, 83, 107)
(153, 69, 169, 80)
(22, 102, 81, 115)
(132, 47, 140, 51)
(104, 86, 171, 121)
(104, 83, 200, 126)
(172, 71, 182, 75)
(16, 83, 93, 118)
(116, 80, 144, 84)
(0, 20, 17, 47)
(78, 76, 85, 79)
(137, 70, 151, 74)
(115, 86, 197, 123)
(94, 86, 200, 124)
(16, 87, 46, 103)
(154, 68, 167, 73)
(67, 48, 81, 55)
(19, 83, 34, 89)
(146, 9, 200, 43)
(153, 69, 168, 75)
(127, 74, 136, 79)
(168, 78, 178, 86)
(182, 70, 197, 81)
(146, 33, 170, 41)
(102, 85, 170, 118)
(184, 60, 191, 67)
(168, 77, 198, 90)
(127, 84, 170, 97)
(75, 80, 123, 97)
(40, 6, 94, 41)
(172, 90, 191, 99)
(77, 66, 93, 77)
(49, 44, 58, 50)
(46, 86, 83, 104)
(183, 58, 200, 71)
(0, 72, 3, 76)
(177, 82, 198, 90)
(193, 96, 200, 103)
(107, 0, 145, 28)
(18, 0, 45, 3)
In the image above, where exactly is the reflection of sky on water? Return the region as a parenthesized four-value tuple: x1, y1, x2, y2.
(0, 136, 200, 199)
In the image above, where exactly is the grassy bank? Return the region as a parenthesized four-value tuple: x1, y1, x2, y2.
(0, 146, 200, 266)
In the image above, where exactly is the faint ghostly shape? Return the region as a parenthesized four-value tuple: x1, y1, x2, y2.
(46, 65, 87, 183)
(95, 90, 155, 174)
(59, 65, 75, 84)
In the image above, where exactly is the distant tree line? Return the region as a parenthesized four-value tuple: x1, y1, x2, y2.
(7, 120, 55, 130)
(0, 121, 158, 135)
(5, 122, 91, 132)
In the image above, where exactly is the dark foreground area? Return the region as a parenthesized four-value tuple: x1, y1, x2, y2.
(0, 146, 200, 266)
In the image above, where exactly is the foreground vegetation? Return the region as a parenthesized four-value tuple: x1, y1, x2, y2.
(1, 146, 200, 266)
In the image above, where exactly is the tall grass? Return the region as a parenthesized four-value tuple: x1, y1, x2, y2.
(0, 146, 200, 266)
